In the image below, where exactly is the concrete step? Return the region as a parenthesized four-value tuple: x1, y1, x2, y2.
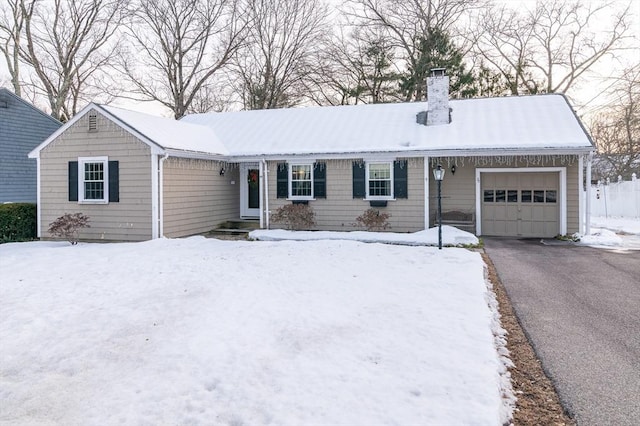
(218, 219, 260, 230)
(206, 219, 260, 240)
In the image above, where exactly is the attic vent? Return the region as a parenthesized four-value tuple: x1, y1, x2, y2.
(88, 112, 98, 132)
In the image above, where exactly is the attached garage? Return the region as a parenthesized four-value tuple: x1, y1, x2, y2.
(477, 168, 566, 238)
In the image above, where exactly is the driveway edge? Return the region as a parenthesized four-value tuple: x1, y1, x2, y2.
(482, 252, 575, 426)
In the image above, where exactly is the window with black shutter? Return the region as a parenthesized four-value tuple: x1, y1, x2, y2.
(353, 160, 409, 200)
(277, 163, 288, 198)
(313, 162, 326, 198)
(69, 157, 119, 203)
(352, 161, 366, 198)
(68, 161, 78, 201)
(108, 161, 119, 202)
(393, 160, 408, 199)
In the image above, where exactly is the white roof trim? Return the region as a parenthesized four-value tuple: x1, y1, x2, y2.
(92, 104, 165, 155)
(29, 103, 166, 158)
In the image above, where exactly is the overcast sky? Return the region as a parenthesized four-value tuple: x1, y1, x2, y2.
(1, 0, 638, 120)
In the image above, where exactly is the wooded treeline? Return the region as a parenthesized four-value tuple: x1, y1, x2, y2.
(1, 0, 638, 177)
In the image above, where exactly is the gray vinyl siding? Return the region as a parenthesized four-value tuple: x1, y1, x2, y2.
(427, 156, 581, 234)
(39, 111, 153, 241)
(163, 159, 240, 237)
(0, 89, 61, 202)
(267, 158, 425, 232)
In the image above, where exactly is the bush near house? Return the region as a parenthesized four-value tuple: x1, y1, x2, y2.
(271, 204, 316, 230)
(355, 208, 391, 231)
(0, 203, 37, 243)
(48, 213, 91, 245)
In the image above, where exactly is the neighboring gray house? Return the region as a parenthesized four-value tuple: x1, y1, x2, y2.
(29, 72, 595, 242)
(0, 88, 61, 203)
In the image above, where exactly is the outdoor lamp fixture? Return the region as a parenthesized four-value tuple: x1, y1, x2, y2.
(433, 164, 445, 250)
(450, 164, 456, 175)
(219, 167, 226, 176)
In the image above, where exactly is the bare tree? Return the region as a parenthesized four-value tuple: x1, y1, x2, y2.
(591, 66, 640, 180)
(469, 5, 538, 95)
(305, 38, 360, 106)
(119, 0, 246, 119)
(186, 73, 238, 113)
(343, 0, 485, 101)
(472, 0, 633, 96)
(11, 0, 128, 121)
(232, 0, 330, 110)
(308, 27, 401, 106)
(0, 0, 23, 96)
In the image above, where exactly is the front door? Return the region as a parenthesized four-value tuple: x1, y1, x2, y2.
(240, 163, 260, 218)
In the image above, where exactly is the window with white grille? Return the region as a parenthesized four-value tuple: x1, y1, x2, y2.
(79, 157, 108, 203)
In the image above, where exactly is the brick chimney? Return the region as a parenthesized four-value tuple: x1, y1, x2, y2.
(426, 67, 450, 126)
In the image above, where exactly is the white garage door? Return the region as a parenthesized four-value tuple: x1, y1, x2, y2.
(481, 172, 560, 237)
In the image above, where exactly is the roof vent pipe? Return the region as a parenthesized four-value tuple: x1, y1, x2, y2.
(426, 67, 450, 126)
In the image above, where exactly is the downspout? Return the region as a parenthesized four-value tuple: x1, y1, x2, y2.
(158, 153, 169, 238)
(424, 156, 430, 230)
(35, 157, 41, 238)
(579, 155, 584, 234)
(585, 152, 593, 235)
(259, 160, 264, 229)
(263, 159, 270, 229)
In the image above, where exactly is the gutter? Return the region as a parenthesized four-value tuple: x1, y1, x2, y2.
(163, 149, 228, 162)
(223, 147, 595, 163)
(35, 157, 41, 238)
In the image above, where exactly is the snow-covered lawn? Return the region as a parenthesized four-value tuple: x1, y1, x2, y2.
(0, 237, 512, 425)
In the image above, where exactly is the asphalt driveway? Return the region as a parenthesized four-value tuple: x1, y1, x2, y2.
(484, 238, 640, 426)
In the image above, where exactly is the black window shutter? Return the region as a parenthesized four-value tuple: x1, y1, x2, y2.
(352, 161, 365, 198)
(314, 162, 326, 198)
(108, 161, 119, 202)
(277, 163, 288, 198)
(68, 161, 78, 201)
(394, 160, 408, 198)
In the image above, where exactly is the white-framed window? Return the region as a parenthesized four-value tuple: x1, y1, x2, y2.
(366, 161, 393, 200)
(79, 156, 109, 203)
(288, 162, 314, 199)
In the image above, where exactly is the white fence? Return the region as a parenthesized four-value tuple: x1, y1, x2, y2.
(590, 174, 640, 218)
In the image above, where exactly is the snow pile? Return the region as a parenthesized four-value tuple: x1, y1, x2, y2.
(579, 228, 623, 246)
(249, 225, 479, 246)
(577, 216, 640, 249)
(0, 237, 511, 425)
(483, 268, 516, 422)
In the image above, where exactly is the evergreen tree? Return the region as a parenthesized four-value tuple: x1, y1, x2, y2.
(356, 37, 400, 104)
(400, 27, 475, 101)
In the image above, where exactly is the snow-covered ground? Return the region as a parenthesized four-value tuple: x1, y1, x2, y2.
(581, 216, 640, 248)
(0, 237, 513, 425)
(590, 216, 640, 235)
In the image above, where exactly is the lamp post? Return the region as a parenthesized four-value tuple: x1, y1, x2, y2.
(433, 164, 445, 249)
